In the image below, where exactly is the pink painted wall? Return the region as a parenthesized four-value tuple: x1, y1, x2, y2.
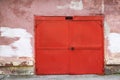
(0, 0, 120, 74)
(104, 0, 120, 64)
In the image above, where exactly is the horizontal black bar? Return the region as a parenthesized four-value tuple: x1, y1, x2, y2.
(65, 16, 73, 20)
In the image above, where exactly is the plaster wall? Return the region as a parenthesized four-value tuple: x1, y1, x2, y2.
(0, 0, 120, 74)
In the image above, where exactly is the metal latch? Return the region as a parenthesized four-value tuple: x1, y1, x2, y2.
(65, 16, 73, 20)
(70, 47, 75, 51)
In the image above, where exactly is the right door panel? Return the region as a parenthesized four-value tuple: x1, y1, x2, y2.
(70, 19, 104, 74)
(70, 21, 103, 48)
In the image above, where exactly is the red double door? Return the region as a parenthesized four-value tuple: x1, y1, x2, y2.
(35, 16, 104, 75)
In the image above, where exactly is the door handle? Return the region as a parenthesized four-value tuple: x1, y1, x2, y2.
(65, 16, 73, 20)
(70, 47, 75, 51)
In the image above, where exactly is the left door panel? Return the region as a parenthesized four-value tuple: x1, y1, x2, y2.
(35, 19, 69, 74)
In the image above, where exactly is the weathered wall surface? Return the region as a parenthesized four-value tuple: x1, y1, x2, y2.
(104, 0, 120, 64)
(0, 0, 120, 74)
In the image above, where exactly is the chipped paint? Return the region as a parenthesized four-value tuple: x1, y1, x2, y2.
(104, 21, 110, 38)
(57, 0, 83, 10)
(0, 27, 32, 57)
(69, 0, 83, 10)
(12, 62, 20, 66)
(0, 27, 32, 38)
(108, 33, 120, 53)
(107, 58, 120, 64)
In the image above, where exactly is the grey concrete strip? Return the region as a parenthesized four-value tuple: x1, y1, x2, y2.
(0, 74, 120, 80)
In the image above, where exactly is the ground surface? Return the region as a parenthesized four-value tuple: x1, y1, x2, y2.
(0, 74, 120, 80)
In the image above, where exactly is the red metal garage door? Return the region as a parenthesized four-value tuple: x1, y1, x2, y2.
(35, 16, 104, 75)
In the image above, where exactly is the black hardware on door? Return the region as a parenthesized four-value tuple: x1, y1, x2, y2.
(65, 16, 73, 20)
(70, 47, 75, 51)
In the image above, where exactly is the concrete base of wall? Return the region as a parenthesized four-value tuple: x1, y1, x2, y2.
(0, 66, 34, 75)
(0, 65, 120, 75)
(105, 65, 120, 74)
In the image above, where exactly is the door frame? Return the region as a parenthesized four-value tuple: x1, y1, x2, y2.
(34, 16, 104, 75)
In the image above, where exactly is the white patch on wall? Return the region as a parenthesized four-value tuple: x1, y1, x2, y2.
(69, 0, 83, 10)
(57, 0, 83, 10)
(108, 33, 120, 53)
(0, 27, 32, 57)
(104, 21, 110, 38)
